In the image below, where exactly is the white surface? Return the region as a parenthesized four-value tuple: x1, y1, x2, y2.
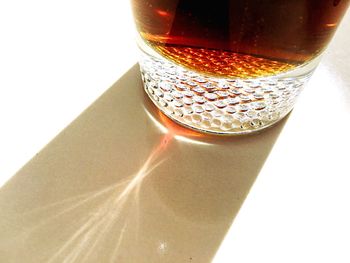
(0, 1, 349, 262)
(214, 11, 350, 263)
(0, 0, 137, 183)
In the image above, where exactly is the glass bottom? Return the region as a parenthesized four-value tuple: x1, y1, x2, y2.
(139, 51, 313, 135)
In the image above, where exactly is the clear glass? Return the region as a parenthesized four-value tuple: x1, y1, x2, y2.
(131, 0, 350, 135)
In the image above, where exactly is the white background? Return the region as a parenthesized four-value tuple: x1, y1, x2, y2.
(0, 0, 137, 184)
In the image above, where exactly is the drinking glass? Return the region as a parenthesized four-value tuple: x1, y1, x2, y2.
(131, 0, 349, 134)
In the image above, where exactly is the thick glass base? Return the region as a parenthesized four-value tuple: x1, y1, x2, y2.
(139, 51, 313, 135)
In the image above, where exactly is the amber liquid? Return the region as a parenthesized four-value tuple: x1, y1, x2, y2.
(132, 0, 349, 78)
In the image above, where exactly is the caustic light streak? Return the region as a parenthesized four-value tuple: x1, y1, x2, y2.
(17, 102, 213, 261)
(19, 105, 210, 262)
(21, 135, 173, 263)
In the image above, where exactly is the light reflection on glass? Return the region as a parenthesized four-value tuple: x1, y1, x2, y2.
(144, 106, 212, 146)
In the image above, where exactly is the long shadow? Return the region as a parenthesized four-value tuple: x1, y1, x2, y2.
(0, 64, 288, 263)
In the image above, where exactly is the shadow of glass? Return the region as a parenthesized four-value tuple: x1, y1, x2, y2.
(0, 64, 288, 263)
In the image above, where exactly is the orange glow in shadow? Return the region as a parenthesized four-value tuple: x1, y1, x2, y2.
(155, 9, 171, 17)
(157, 110, 206, 139)
(143, 104, 211, 145)
(153, 132, 173, 156)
